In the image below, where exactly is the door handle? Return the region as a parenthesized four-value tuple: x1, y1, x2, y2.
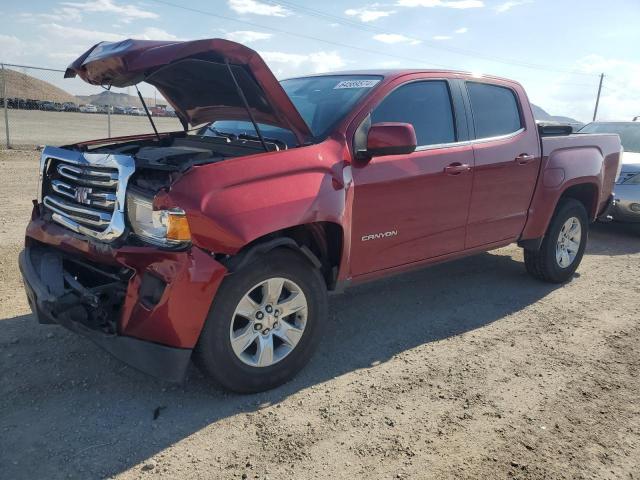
(444, 163, 471, 175)
(515, 153, 535, 165)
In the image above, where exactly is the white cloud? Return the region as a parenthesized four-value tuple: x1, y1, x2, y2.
(396, 0, 484, 8)
(44, 23, 125, 42)
(136, 27, 180, 41)
(42, 23, 180, 43)
(60, 0, 158, 22)
(226, 30, 273, 43)
(528, 55, 640, 122)
(345, 7, 396, 22)
(455, 27, 468, 33)
(18, 7, 83, 23)
(308, 51, 347, 72)
(228, 0, 291, 17)
(47, 52, 81, 62)
(378, 60, 402, 68)
(373, 33, 420, 44)
(259, 50, 346, 75)
(433, 35, 452, 40)
(494, 0, 532, 13)
(0, 35, 27, 62)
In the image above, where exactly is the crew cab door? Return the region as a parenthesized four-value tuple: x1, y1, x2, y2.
(463, 81, 541, 248)
(349, 79, 474, 276)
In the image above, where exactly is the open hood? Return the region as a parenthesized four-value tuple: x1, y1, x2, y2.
(65, 38, 312, 144)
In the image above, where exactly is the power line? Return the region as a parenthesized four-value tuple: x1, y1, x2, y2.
(148, 0, 598, 83)
(262, 0, 598, 77)
(147, 0, 454, 69)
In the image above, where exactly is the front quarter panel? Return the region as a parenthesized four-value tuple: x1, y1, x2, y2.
(159, 139, 348, 254)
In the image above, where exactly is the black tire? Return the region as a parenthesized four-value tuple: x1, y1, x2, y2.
(193, 248, 327, 393)
(524, 198, 589, 283)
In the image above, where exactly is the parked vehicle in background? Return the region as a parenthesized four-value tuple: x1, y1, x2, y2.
(63, 102, 79, 112)
(128, 107, 146, 116)
(5, 98, 42, 110)
(113, 105, 127, 114)
(149, 106, 167, 116)
(19, 38, 621, 393)
(79, 104, 98, 113)
(40, 101, 64, 111)
(579, 122, 640, 223)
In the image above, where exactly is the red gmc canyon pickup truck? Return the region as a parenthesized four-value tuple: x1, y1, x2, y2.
(19, 39, 621, 392)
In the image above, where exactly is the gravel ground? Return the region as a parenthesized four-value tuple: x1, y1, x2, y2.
(2, 110, 182, 148)
(1, 148, 639, 480)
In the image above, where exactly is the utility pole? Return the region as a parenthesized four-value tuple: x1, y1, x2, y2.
(592, 73, 604, 122)
(2, 64, 10, 148)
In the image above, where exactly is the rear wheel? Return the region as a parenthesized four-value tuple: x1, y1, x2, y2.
(194, 248, 327, 393)
(524, 198, 589, 283)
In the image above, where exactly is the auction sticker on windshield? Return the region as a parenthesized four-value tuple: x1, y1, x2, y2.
(334, 79, 381, 89)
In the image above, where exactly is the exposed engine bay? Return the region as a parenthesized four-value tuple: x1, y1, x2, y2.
(78, 131, 284, 191)
(39, 131, 285, 246)
(88, 132, 280, 170)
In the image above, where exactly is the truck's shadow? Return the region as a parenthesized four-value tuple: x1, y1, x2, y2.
(0, 225, 633, 479)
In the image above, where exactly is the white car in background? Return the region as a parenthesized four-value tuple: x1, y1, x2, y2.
(579, 121, 640, 223)
(79, 104, 98, 113)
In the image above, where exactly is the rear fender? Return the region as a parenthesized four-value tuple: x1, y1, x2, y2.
(520, 146, 604, 240)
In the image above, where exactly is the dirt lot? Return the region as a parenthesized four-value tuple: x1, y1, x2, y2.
(1, 148, 639, 480)
(2, 110, 182, 148)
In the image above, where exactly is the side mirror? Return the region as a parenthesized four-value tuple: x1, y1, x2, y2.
(364, 122, 417, 159)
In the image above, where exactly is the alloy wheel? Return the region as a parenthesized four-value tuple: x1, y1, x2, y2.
(229, 277, 308, 368)
(555, 216, 582, 268)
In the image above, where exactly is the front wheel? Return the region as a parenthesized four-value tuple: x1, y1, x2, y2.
(524, 198, 589, 283)
(193, 248, 327, 393)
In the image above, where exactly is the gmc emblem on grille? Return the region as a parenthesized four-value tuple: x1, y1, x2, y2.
(74, 186, 92, 204)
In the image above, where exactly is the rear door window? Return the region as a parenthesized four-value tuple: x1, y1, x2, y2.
(466, 82, 522, 139)
(371, 81, 456, 146)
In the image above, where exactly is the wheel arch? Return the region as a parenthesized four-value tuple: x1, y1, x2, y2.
(520, 179, 600, 249)
(218, 221, 344, 290)
(559, 181, 600, 220)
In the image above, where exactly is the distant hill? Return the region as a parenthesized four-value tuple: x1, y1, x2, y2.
(76, 90, 158, 108)
(1, 68, 76, 103)
(531, 103, 582, 125)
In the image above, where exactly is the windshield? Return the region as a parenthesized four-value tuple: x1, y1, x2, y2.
(280, 75, 382, 138)
(579, 122, 640, 153)
(196, 74, 382, 147)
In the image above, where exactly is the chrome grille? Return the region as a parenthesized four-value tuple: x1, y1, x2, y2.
(39, 146, 135, 242)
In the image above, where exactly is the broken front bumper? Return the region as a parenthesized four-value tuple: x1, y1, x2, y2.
(20, 217, 228, 382)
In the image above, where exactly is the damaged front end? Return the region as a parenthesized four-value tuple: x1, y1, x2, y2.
(19, 37, 318, 382)
(21, 143, 228, 382)
(22, 245, 129, 333)
(19, 242, 196, 382)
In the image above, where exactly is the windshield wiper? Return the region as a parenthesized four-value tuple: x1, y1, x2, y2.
(204, 126, 235, 140)
(202, 126, 286, 150)
(236, 133, 286, 150)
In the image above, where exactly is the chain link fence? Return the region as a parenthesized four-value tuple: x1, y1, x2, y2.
(0, 63, 182, 149)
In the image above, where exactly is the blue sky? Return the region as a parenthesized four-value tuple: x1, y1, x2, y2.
(1, 0, 638, 122)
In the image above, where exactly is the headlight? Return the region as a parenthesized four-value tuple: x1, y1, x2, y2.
(126, 189, 191, 247)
